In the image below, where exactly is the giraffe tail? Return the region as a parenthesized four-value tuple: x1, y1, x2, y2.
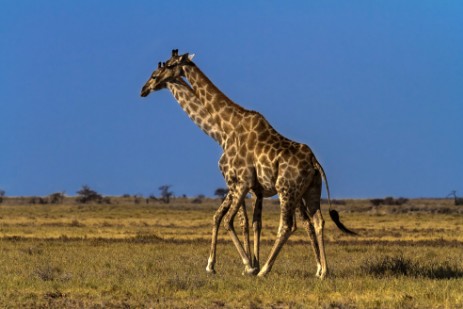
(312, 157, 357, 236)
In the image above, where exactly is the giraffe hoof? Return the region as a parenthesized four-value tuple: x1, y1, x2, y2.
(242, 267, 259, 276)
(257, 264, 271, 277)
(257, 270, 269, 277)
(206, 267, 216, 274)
(316, 272, 327, 280)
(252, 259, 260, 271)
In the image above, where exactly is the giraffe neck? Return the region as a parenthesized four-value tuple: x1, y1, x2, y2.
(166, 79, 225, 148)
(182, 64, 246, 133)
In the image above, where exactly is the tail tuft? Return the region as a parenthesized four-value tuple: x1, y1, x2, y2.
(329, 210, 357, 235)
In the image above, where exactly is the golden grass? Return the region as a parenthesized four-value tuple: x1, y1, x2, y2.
(0, 198, 462, 308)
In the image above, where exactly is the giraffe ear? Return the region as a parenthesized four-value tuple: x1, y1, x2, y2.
(188, 53, 195, 61)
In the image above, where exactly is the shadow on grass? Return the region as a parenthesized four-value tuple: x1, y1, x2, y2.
(361, 254, 463, 279)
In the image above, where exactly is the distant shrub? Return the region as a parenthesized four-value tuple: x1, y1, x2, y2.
(370, 199, 384, 206)
(76, 185, 103, 204)
(395, 197, 409, 205)
(29, 197, 48, 204)
(384, 197, 395, 205)
(370, 197, 408, 206)
(192, 194, 205, 204)
(0, 189, 5, 203)
(48, 192, 65, 204)
(133, 194, 144, 204)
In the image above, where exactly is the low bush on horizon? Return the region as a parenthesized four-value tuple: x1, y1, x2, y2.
(370, 197, 409, 206)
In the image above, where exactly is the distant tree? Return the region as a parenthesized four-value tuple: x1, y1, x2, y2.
(76, 185, 103, 204)
(0, 189, 5, 204)
(448, 191, 463, 206)
(48, 192, 65, 204)
(159, 185, 174, 204)
(214, 187, 229, 201)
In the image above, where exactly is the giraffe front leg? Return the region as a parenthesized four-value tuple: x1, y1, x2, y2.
(206, 193, 232, 274)
(223, 185, 258, 276)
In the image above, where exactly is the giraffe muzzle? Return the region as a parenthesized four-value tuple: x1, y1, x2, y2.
(140, 85, 150, 97)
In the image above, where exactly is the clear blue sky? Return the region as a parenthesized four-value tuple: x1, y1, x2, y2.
(1, 1, 462, 198)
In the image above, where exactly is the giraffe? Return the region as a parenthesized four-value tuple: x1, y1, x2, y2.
(141, 62, 256, 274)
(146, 50, 356, 278)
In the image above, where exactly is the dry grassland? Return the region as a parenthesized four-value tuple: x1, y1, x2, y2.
(0, 197, 462, 308)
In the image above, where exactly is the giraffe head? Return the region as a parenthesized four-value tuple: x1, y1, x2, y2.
(140, 50, 194, 97)
(140, 62, 169, 97)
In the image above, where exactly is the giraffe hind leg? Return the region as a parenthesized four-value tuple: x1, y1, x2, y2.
(313, 210, 327, 279)
(237, 200, 251, 264)
(257, 190, 296, 277)
(299, 199, 322, 278)
(251, 194, 263, 271)
(302, 173, 328, 279)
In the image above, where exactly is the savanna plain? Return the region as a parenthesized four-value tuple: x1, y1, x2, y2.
(0, 197, 462, 308)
